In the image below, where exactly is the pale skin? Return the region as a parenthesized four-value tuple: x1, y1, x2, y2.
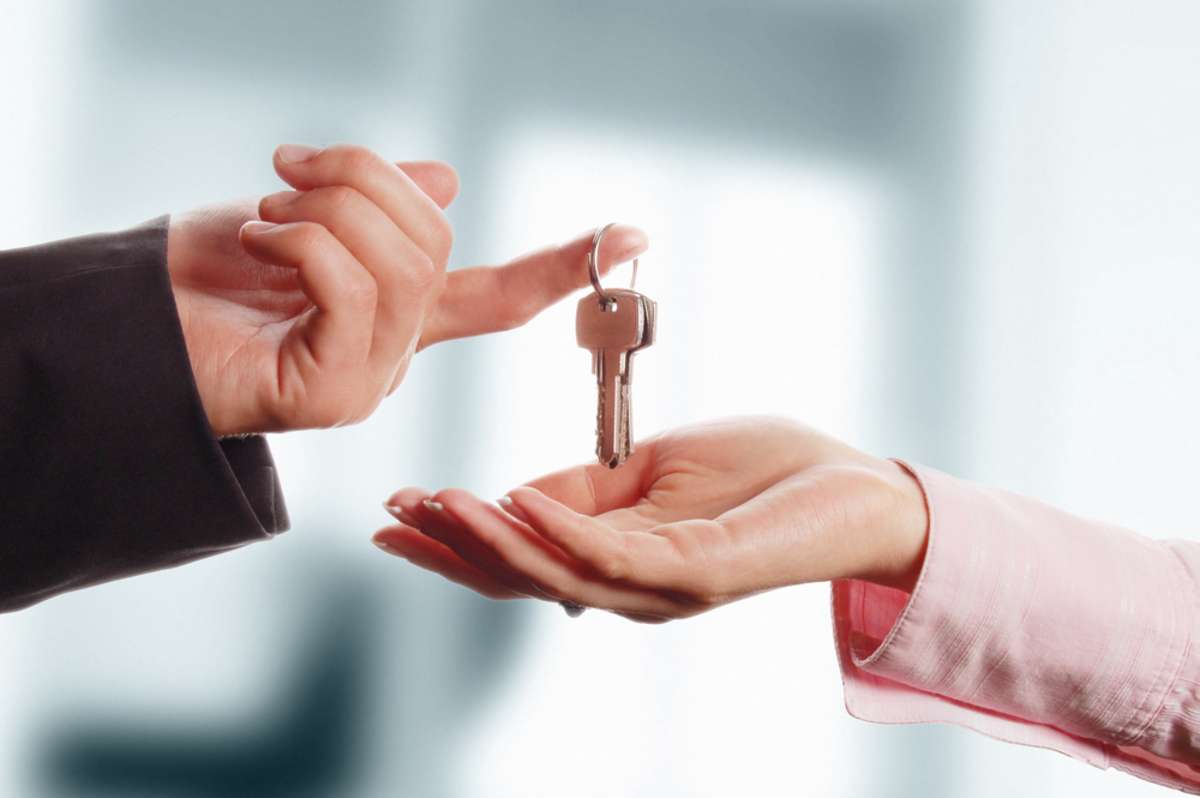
(168, 142, 926, 614)
(169, 142, 648, 436)
(375, 417, 931, 622)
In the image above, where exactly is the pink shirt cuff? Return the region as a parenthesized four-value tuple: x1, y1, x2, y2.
(832, 463, 1200, 791)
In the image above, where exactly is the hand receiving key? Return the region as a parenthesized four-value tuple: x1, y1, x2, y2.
(376, 417, 930, 622)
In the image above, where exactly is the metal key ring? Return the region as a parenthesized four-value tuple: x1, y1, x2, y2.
(589, 222, 639, 307)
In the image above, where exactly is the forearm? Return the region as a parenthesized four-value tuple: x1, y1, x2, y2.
(0, 219, 288, 612)
(834, 465, 1200, 790)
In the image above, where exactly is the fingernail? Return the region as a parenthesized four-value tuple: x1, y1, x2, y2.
(241, 221, 276, 235)
(497, 495, 531, 524)
(382, 501, 417, 526)
(276, 143, 321, 163)
(373, 538, 403, 556)
(260, 189, 301, 209)
(423, 499, 445, 513)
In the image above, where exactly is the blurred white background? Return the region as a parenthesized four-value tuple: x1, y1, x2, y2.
(1, 1, 1198, 796)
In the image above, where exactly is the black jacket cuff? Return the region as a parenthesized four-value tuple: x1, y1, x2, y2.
(0, 217, 290, 612)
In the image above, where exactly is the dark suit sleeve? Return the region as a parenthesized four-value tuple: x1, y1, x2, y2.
(0, 217, 290, 612)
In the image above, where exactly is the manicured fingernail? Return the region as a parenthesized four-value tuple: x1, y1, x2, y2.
(497, 495, 532, 524)
(241, 221, 276, 235)
(382, 501, 417, 526)
(276, 143, 321, 163)
(423, 499, 444, 513)
(373, 538, 403, 556)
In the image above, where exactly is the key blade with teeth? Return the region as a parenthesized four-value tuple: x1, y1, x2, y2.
(576, 288, 654, 468)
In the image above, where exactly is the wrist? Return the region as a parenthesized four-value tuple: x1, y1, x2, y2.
(886, 460, 930, 591)
(166, 217, 250, 438)
(855, 459, 930, 592)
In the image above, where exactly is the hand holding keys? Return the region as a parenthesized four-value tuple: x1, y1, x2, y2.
(576, 223, 658, 469)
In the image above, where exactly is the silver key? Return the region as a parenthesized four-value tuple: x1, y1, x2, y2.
(558, 224, 657, 619)
(576, 287, 657, 467)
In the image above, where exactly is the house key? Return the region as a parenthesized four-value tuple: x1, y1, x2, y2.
(560, 224, 657, 618)
(576, 223, 658, 468)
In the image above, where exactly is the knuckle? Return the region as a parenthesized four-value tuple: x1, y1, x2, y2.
(658, 523, 689, 551)
(338, 145, 382, 180)
(596, 549, 627, 582)
(344, 275, 378, 309)
(345, 278, 376, 306)
(401, 249, 438, 289)
(292, 221, 331, 253)
(321, 184, 360, 214)
(687, 572, 725, 608)
(429, 215, 454, 261)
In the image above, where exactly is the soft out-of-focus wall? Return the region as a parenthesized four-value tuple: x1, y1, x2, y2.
(966, 1, 1200, 524)
(0, 1, 1196, 796)
(960, 6, 1200, 792)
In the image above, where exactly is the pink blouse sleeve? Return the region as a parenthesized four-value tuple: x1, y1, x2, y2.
(832, 463, 1200, 793)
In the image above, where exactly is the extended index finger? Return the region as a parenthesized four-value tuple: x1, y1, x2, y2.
(418, 224, 648, 348)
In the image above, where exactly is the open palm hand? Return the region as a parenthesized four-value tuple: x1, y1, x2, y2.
(376, 417, 928, 622)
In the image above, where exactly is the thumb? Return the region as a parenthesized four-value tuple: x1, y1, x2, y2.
(517, 437, 659, 516)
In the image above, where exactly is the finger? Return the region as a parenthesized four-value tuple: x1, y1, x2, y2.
(517, 437, 659, 516)
(389, 488, 546, 599)
(373, 524, 523, 600)
(260, 187, 432, 368)
(418, 224, 648, 348)
(273, 144, 453, 265)
(435, 490, 686, 617)
(503, 487, 688, 591)
(396, 161, 459, 209)
(239, 220, 374, 365)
